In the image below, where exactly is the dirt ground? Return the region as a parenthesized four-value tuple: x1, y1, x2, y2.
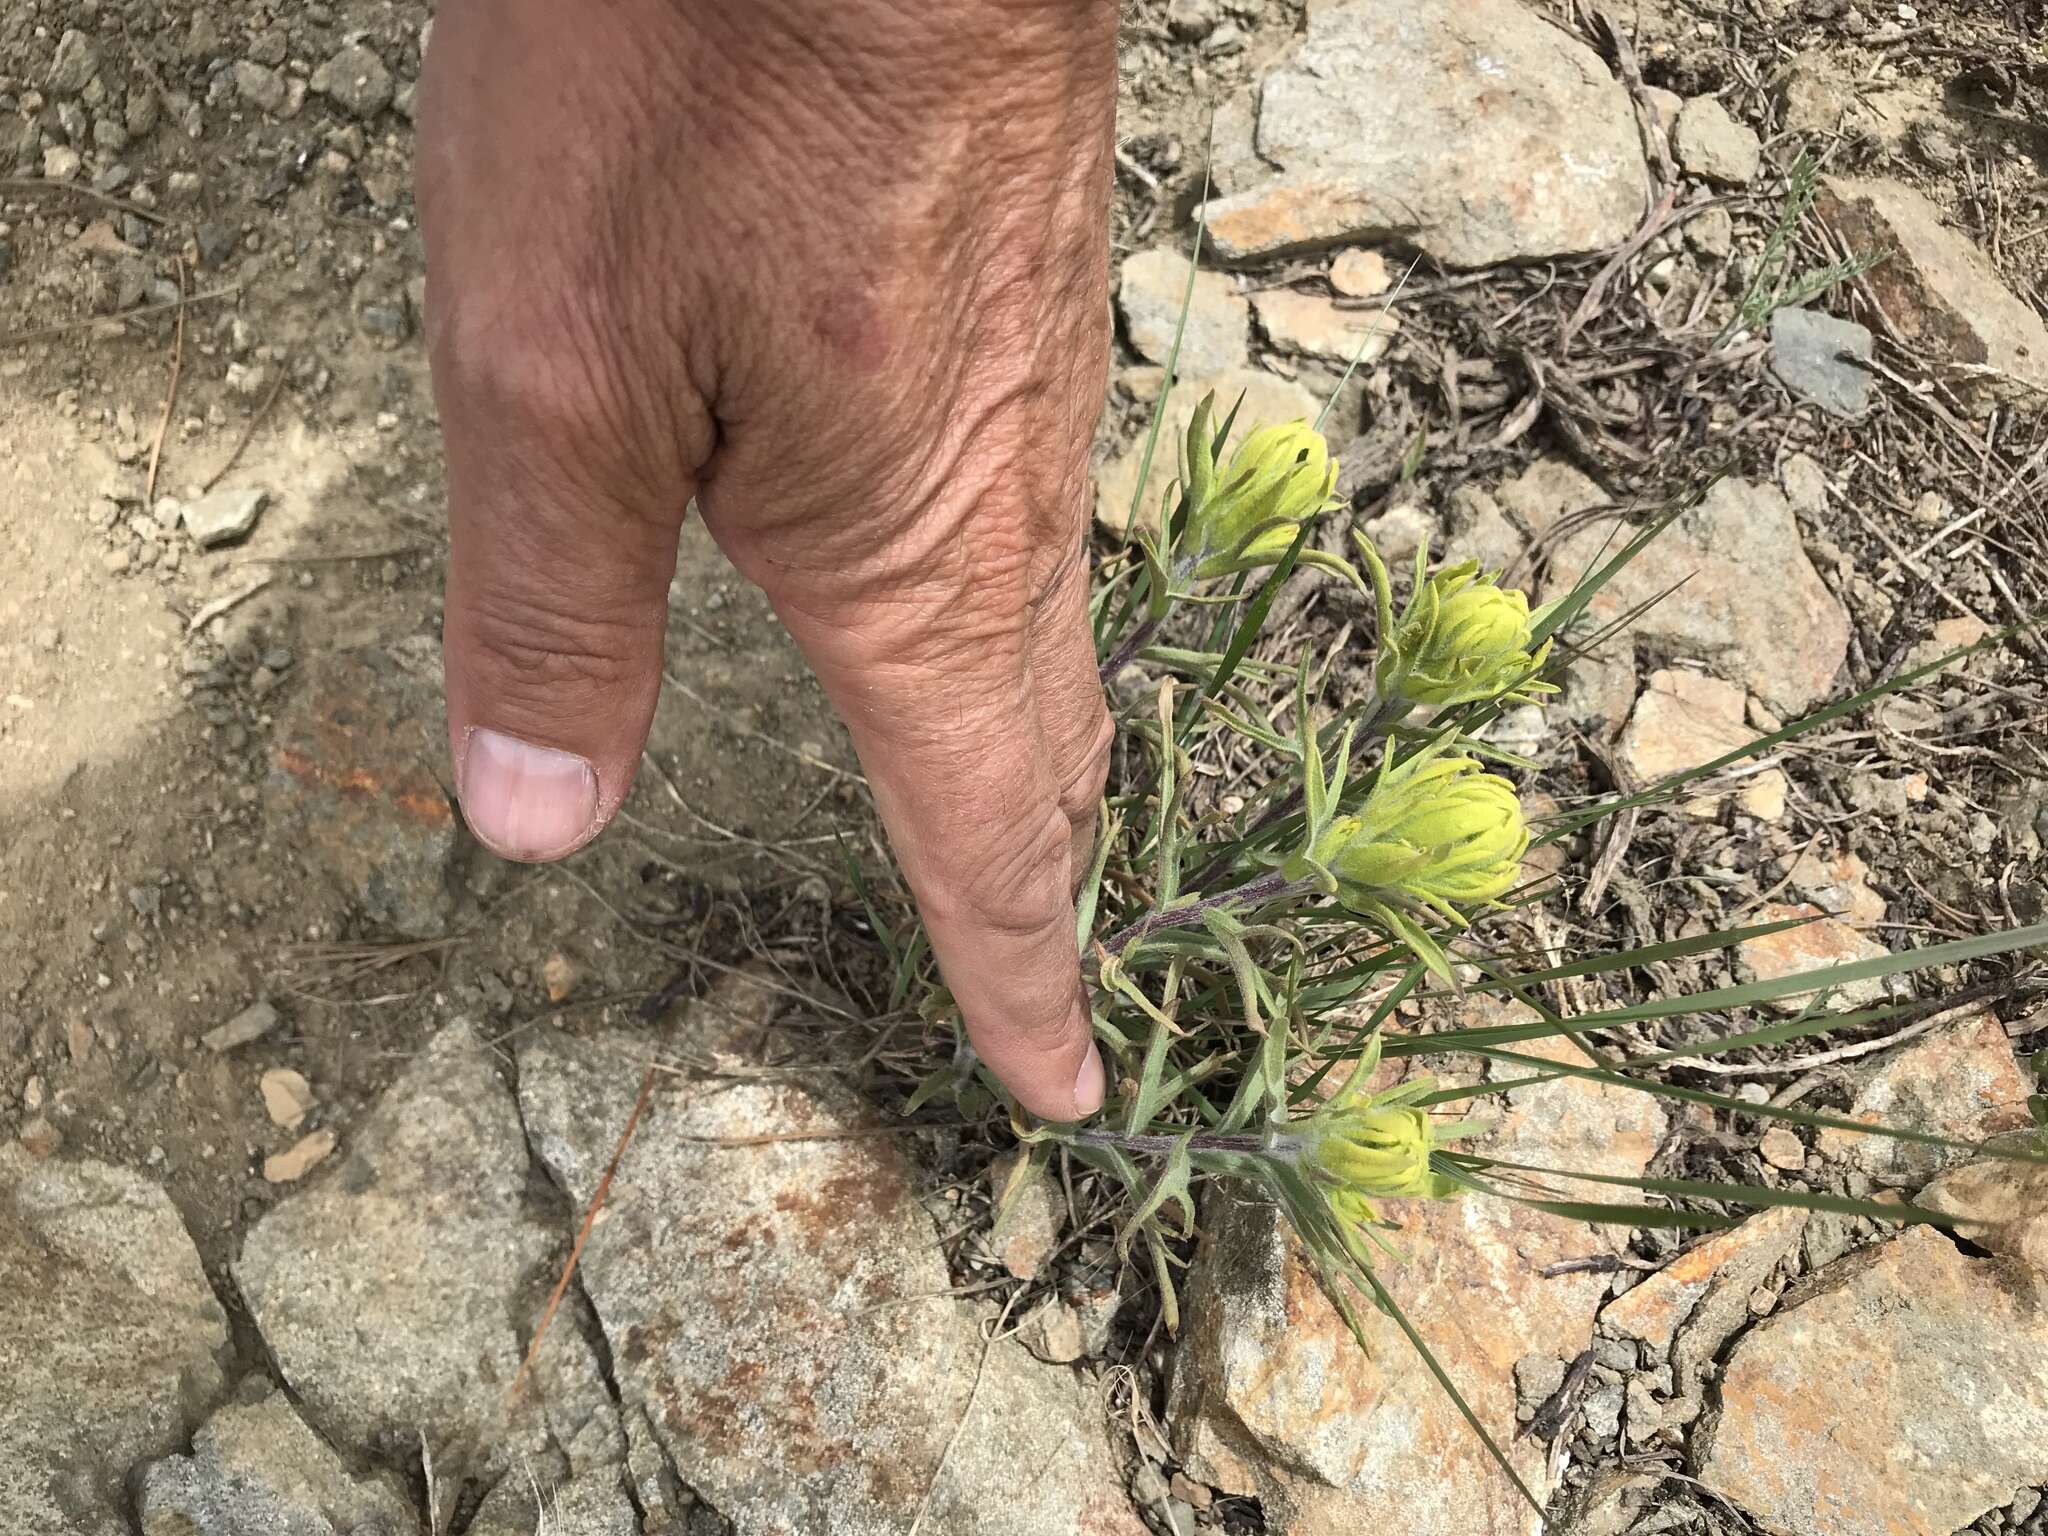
(3, 0, 2047, 1529)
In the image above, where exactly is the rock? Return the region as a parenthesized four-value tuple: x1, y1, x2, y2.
(203, 998, 281, 1052)
(1813, 1012, 2032, 1182)
(1785, 847, 1885, 925)
(1253, 289, 1399, 364)
(18, 1115, 64, 1157)
(1617, 669, 1752, 785)
(0, 1146, 232, 1533)
(989, 1150, 1061, 1280)
(1540, 477, 1848, 714)
(1740, 770, 1789, 822)
(1769, 306, 1875, 416)
(1778, 451, 1828, 515)
(1168, 1013, 1665, 1532)
(1776, 53, 1852, 133)
(1697, 1226, 2048, 1536)
(1198, 0, 1649, 267)
(236, 1020, 613, 1495)
(469, 1467, 639, 1536)
(137, 1384, 415, 1536)
(1759, 1127, 1807, 1171)
(1601, 1206, 1807, 1378)
(267, 649, 459, 937)
(1328, 248, 1391, 299)
(1820, 177, 2048, 397)
(1017, 1297, 1088, 1365)
(1494, 455, 1606, 537)
(1093, 369, 1322, 536)
(310, 44, 395, 119)
(180, 486, 267, 547)
(1441, 486, 1527, 575)
(1738, 902, 1895, 1014)
(1116, 247, 1249, 376)
(47, 28, 101, 95)
(517, 978, 1145, 1536)
(260, 1068, 316, 1129)
(1360, 501, 1434, 565)
(1672, 96, 1761, 185)
(231, 60, 287, 114)
(42, 144, 83, 181)
(262, 1128, 337, 1184)
(1918, 1160, 2048, 1278)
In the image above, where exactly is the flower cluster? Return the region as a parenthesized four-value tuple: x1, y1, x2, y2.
(1292, 742, 1529, 926)
(1293, 1034, 1469, 1228)
(1179, 396, 1342, 581)
(1361, 537, 1558, 709)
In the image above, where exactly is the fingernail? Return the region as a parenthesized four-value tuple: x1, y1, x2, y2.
(1073, 1041, 1106, 1118)
(460, 728, 598, 861)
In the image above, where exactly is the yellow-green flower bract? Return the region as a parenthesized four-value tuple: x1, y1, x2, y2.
(1295, 748, 1528, 925)
(1295, 1035, 1466, 1229)
(1359, 537, 1559, 708)
(1180, 398, 1341, 581)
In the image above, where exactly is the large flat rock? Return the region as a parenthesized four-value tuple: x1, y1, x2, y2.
(1168, 1018, 1666, 1534)
(1200, 0, 1649, 267)
(235, 1020, 620, 1512)
(1698, 1226, 2048, 1536)
(516, 985, 1144, 1536)
(0, 1147, 232, 1535)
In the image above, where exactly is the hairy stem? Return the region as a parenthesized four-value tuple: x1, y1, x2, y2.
(1067, 1126, 1295, 1159)
(1095, 870, 1317, 958)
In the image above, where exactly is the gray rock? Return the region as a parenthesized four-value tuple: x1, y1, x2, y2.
(236, 1020, 618, 1498)
(310, 44, 394, 119)
(468, 1467, 639, 1536)
(181, 486, 267, 547)
(1770, 306, 1875, 417)
(1580, 1379, 1624, 1443)
(1698, 1227, 2048, 1536)
(202, 998, 281, 1052)
(0, 1146, 232, 1534)
(1116, 247, 1248, 376)
(195, 221, 238, 267)
(1539, 476, 1848, 713)
(137, 1384, 416, 1536)
(232, 60, 288, 115)
(1673, 96, 1762, 185)
(47, 28, 101, 95)
(516, 975, 1144, 1536)
(1199, 0, 1649, 267)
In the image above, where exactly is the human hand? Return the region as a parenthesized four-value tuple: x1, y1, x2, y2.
(417, 0, 1119, 1119)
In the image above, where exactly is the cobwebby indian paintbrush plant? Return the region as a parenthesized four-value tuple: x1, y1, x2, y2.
(880, 375, 2048, 1508)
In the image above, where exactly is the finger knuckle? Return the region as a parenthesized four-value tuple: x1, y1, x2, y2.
(1056, 707, 1114, 828)
(922, 800, 1075, 947)
(456, 580, 654, 711)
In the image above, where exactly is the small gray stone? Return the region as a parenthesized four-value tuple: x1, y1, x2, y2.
(126, 87, 162, 137)
(1581, 1379, 1625, 1442)
(1166, 0, 1221, 38)
(47, 28, 101, 95)
(181, 486, 267, 547)
(1771, 306, 1875, 417)
(202, 999, 279, 1052)
(195, 220, 238, 267)
(91, 116, 127, 153)
(1515, 1352, 1569, 1412)
(309, 44, 394, 119)
(232, 60, 288, 114)
(1674, 96, 1763, 185)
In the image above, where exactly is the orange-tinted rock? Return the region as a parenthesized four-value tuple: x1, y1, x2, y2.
(1820, 177, 2048, 398)
(1618, 669, 1752, 785)
(1169, 1016, 1665, 1534)
(1917, 1159, 2048, 1280)
(1698, 1226, 2048, 1536)
(1814, 1012, 2032, 1182)
(1601, 1206, 1808, 1360)
(267, 649, 458, 936)
(1786, 848, 1886, 925)
(1738, 902, 1894, 1014)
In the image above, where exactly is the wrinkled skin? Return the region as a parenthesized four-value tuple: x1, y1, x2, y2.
(418, 0, 1120, 1118)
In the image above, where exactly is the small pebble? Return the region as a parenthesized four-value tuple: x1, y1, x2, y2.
(263, 1127, 338, 1184)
